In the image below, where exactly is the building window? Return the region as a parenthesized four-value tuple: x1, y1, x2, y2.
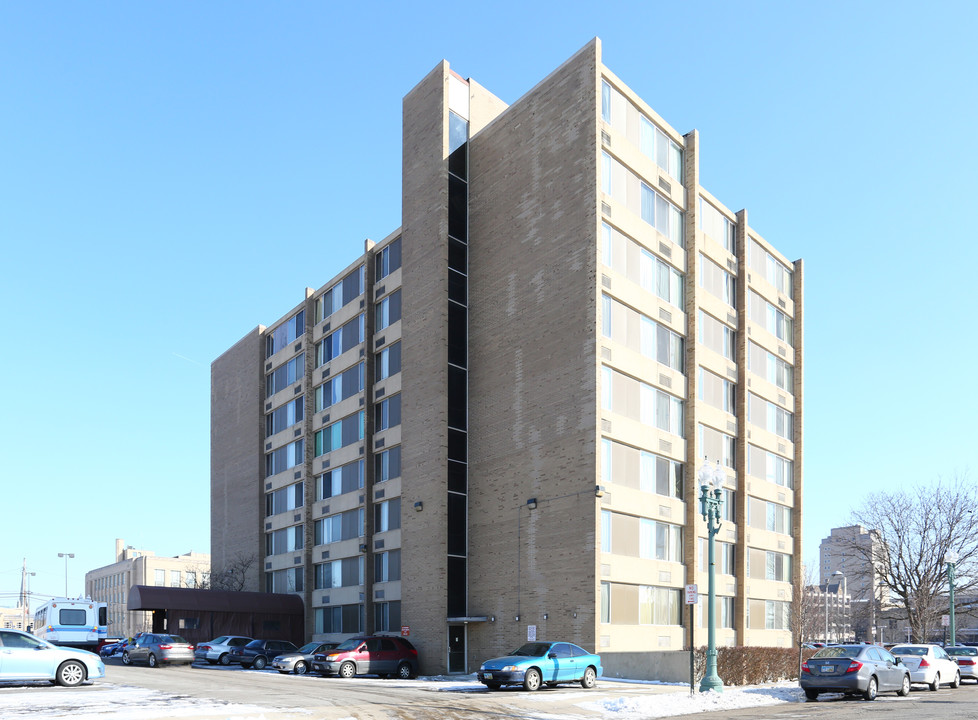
(375, 342, 402, 382)
(170, 571, 181, 587)
(375, 446, 401, 483)
(698, 311, 735, 360)
(698, 198, 736, 253)
(749, 238, 793, 298)
(603, 366, 684, 437)
(640, 249, 684, 308)
(375, 601, 401, 632)
(376, 290, 402, 331)
(749, 290, 793, 345)
(374, 498, 401, 533)
(154, 570, 165, 586)
(600, 510, 612, 553)
(748, 497, 792, 535)
(315, 363, 364, 412)
(266, 310, 305, 358)
(185, 571, 198, 588)
(375, 395, 401, 433)
(265, 525, 303, 555)
(601, 80, 612, 123)
(316, 460, 363, 500)
(699, 253, 736, 307)
(374, 549, 401, 582)
(748, 341, 793, 393)
(640, 182, 684, 247)
(747, 444, 793, 488)
(265, 439, 304, 477)
(698, 367, 736, 414)
(600, 582, 611, 623)
(698, 424, 735, 469)
(314, 557, 363, 589)
(316, 316, 365, 367)
(639, 586, 682, 625)
(266, 353, 304, 397)
(639, 519, 683, 563)
(748, 392, 793, 440)
(314, 411, 364, 456)
(315, 267, 365, 322)
(266, 567, 303, 594)
(765, 600, 790, 630)
(265, 482, 304, 516)
(314, 508, 364, 545)
(639, 450, 684, 499)
(375, 239, 402, 281)
(315, 604, 364, 634)
(266, 397, 304, 436)
(602, 294, 685, 373)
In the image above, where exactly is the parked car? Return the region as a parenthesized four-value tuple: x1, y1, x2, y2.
(312, 636, 419, 679)
(99, 638, 125, 657)
(229, 639, 299, 669)
(122, 633, 194, 667)
(477, 641, 602, 691)
(945, 646, 978, 683)
(0, 629, 105, 687)
(890, 644, 961, 690)
(800, 644, 911, 701)
(194, 635, 254, 666)
(272, 642, 337, 675)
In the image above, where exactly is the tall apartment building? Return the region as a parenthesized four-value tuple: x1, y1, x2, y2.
(820, 525, 880, 601)
(211, 38, 803, 678)
(85, 539, 210, 638)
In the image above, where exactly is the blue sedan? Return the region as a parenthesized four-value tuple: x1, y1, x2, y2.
(0, 629, 105, 686)
(478, 641, 602, 691)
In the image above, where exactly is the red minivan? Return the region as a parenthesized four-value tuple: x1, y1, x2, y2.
(312, 635, 419, 679)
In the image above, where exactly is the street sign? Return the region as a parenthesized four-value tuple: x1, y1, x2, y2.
(401, 626, 410, 636)
(942, 615, 950, 627)
(527, 625, 537, 642)
(685, 584, 698, 604)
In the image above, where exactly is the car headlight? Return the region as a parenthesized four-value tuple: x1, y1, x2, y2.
(325, 654, 339, 661)
(501, 665, 520, 672)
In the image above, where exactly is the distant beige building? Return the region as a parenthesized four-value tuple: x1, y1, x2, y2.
(84, 539, 210, 638)
(0, 605, 28, 631)
(211, 38, 803, 679)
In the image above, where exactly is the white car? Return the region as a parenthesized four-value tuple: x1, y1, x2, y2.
(890, 644, 961, 690)
(0, 629, 105, 686)
(945, 646, 978, 683)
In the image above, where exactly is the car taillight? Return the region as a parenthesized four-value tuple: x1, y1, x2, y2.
(960, 659, 976, 665)
(801, 661, 811, 674)
(199, 645, 210, 651)
(845, 660, 862, 674)
(159, 644, 172, 650)
(188, 645, 194, 650)
(919, 657, 930, 668)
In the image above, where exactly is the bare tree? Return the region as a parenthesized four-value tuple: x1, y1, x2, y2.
(791, 562, 824, 645)
(196, 552, 256, 592)
(846, 475, 978, 642)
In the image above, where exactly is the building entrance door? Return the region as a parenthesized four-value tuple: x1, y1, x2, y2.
(448, 624, 466, 673)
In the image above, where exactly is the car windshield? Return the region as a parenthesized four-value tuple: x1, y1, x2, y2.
(813, 645, 863, 658)
(297, 643, 320, 653)
(891, 646, 927, 656)
(510, 643, 552, 657)
(333, 638, 366, 651)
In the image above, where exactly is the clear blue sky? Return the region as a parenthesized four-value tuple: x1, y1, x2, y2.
(2, 1, 975, 608)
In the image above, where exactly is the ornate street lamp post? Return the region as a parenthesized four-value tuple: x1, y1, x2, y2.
(947, 550, 959, 646)
(698, 460, 725, 693)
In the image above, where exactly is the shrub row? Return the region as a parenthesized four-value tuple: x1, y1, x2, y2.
(692, 646, 819, 686)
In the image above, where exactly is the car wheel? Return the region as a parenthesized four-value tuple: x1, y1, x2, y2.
(951, 670, 961, 689)
(219, 653, 231, 666)
(485, 682, 501, 690)
(56, 660, 86, 687)
(930, 672, 940, 691)
(122, 651, 132, 665)
(253, 656, 267, 670)
(581, 666, 597, 689)
(804, 689, 819, 701)
(339, 661, 356, 679)
(294, 661, 308, 675)
(148, 653, 158, 668)
(898, 674, 911, 696)
(523, 668, 542, 692)
(396, 662, 413, 680)
(863, 676, 878, 701)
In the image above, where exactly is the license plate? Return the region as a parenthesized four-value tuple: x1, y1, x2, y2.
(821, 665, 833, 672)
(484, 673, 493, 679)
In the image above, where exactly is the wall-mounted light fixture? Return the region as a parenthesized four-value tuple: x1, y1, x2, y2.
(526, 498, 538, 510)
(490, 616, 495, 622)
(543, 613, 548, 620)
(414, 501, 423, 512)
(595, 485, 606, 498)
(515, 615, 520, 621)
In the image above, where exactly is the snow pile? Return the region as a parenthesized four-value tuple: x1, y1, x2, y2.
(579, 683, 805, 718)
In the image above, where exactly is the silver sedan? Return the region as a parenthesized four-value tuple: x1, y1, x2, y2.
(272, 642, 337, 675)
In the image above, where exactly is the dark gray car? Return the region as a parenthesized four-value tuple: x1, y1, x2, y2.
(123, 633, 194, 667)
(800, 644, 911, 701)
